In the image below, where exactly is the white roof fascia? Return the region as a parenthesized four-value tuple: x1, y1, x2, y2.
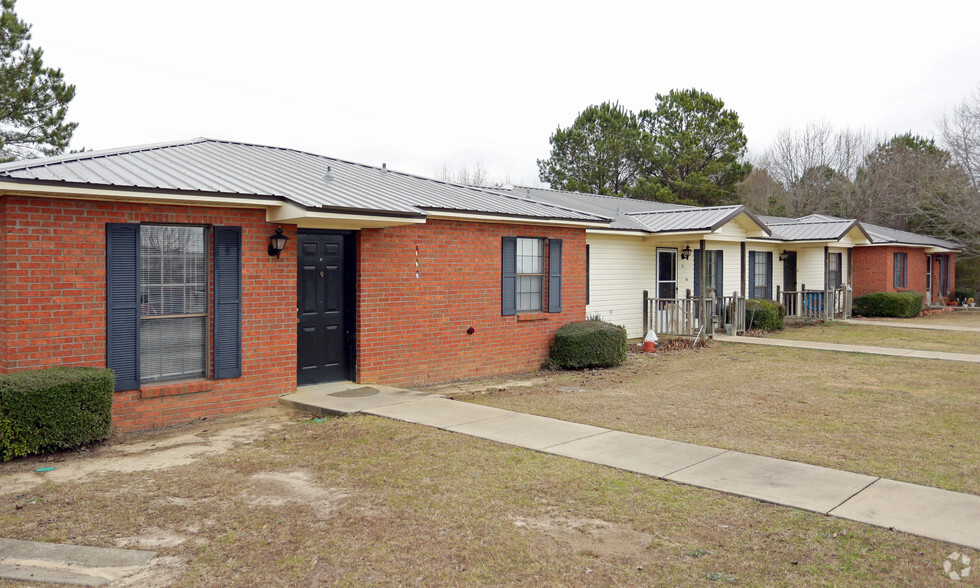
(586, 229, 650, 237)
(746, 237, 840, 246)
(268, 202, 426, 229)
(424, 210, 607, 228)
(857, 242, 957, 253)
(0, 181, 282, 208)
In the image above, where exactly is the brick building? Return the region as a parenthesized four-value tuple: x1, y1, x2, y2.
(851, 223, 959, 304)
(0, 139, 604, 431)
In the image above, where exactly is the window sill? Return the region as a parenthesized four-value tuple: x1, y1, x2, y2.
(139, 379, 213, 399)
(516, 312, 551, 322)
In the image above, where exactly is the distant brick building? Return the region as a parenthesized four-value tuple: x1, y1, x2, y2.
(851, 223, 959, 304)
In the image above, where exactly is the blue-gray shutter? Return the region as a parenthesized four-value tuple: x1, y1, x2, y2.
(765, 252, 773, 300)
(214, 226, 242, 379)
(747, 251, 756, 298)
(716, 250, 724, 296)
(693, 249, 702, 297)
(501, 237, 516, 316)
(548, 239, 562, 313)
(106, 223, 140, 391)
(833, 253, 843, 288)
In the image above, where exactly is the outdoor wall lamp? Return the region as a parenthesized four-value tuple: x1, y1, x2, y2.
(779, 250, 790, 262)
(267, 227, 289, 258)
(680, 245, 692, 260)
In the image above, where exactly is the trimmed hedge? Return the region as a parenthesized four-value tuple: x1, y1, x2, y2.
(745, 299, 786, 331)
(0, 367, 114, 461)
(853, 291, 923, 318)
(550, 320, 627, 369)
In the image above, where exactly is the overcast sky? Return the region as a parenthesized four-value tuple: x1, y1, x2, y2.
(17, 0, 980, 186)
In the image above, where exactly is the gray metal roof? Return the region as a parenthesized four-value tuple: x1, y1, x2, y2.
(861, 222, 961, 249)
(492, 186, 697, 231)
(765, 219, 864, 241)
(761, 213, 957, 247)
(0, 138, 607, 223)
(627, 205, 771, 235)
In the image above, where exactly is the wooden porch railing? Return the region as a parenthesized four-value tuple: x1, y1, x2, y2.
(642, 291, 746, 338)
(779, 285, 850, 320)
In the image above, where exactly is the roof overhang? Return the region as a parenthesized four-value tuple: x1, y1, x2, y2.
(267, 202, 426, 229)
(0, 179, 282, 209)
(424, 210, 608, 228)
(858, 242, 960, 253)
(586, 229, 651, 237)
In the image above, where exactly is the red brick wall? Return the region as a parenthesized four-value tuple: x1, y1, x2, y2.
(852, 246, 956, 300)
(0, 195, 296, 431)
(356, 220, 587, 385)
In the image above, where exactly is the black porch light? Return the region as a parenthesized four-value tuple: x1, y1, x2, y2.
(779, 250, 790, 262)
(267, 227, 289, 258)
(680, 245, 692, 260)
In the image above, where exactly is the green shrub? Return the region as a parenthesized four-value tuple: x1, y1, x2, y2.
(853, 291, 923, 318)
(954, 287, 976, 301)
(744, 299, 786, 331)
(0, 367, 114, 461)
(550, 321, 626, 369)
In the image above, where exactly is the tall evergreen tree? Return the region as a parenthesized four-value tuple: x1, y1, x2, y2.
(0, 0, 77, 161)
(636, 89, 751, 206)
(537, 91, 750, 205)
(536, 101, 644, 195)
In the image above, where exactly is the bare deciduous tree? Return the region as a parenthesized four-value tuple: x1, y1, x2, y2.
(736, 167, 787, 216)
(939, 84, 980, 190)
(437, 161, 506, 187)
(757, 121, 878, 217)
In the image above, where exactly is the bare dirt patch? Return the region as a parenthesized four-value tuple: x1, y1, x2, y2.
(512, 512, 653, 558)
(0, 407, 292, 497)
(244, 471, 348, 519)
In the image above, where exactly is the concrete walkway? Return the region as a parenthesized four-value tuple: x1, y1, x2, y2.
(280, 385, 980, 550)
(0, 538, 154, 586)
(847, 318, 980, 333)
(712, 333, 980, 363)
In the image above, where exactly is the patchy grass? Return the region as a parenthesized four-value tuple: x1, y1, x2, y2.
(0, 410, 969, 586)
(859, 310, 980, 328)
(438, 345, 980, 496)
(768, 320, 980, 352)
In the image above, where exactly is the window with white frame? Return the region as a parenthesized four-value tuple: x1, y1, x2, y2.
(516, 237, 544, 312)
(139, 225, 208, 383)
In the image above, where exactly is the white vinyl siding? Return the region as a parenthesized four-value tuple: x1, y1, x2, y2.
(795, 247, 827, 291)
(585, 234, 656, 338)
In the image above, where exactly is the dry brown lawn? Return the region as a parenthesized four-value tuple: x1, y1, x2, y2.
(0, 406, 970, 587)
(435, 345, 980, 496)
(859, 309, 980, 328)
(768, 320, 980, 352)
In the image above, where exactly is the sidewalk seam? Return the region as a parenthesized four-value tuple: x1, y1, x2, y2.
(660, 449, 730, 478)
(825, 477, 881, 515)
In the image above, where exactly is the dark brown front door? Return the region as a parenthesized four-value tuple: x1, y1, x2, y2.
(783, 251, 797, 291)
(297, 231, 354, 385)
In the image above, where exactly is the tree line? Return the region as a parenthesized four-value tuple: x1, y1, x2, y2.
(536, 88, 980, 279)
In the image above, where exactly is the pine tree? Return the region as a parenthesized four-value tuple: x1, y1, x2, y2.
(0, 0, 77, 161)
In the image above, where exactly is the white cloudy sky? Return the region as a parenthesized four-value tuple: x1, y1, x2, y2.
(18, 0, 980, 186)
